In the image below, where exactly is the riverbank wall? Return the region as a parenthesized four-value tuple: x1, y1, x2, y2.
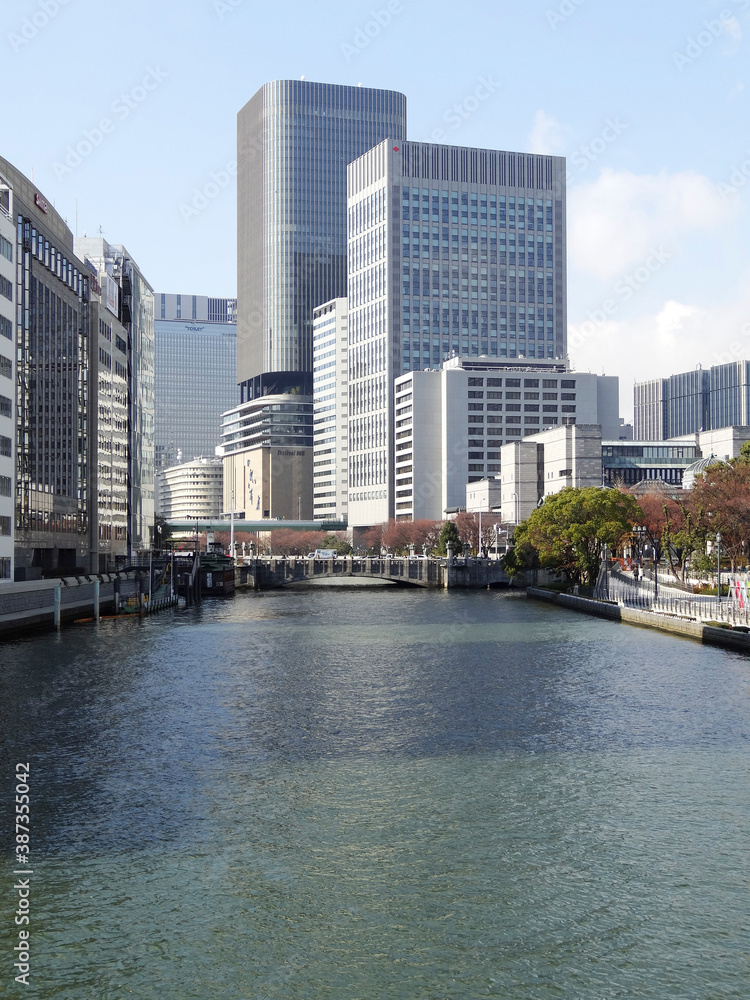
(526, 587, 750, 654)
(0, 573, 166, 637)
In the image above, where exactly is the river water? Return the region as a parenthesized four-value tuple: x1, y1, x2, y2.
(1, 588, 748, 999)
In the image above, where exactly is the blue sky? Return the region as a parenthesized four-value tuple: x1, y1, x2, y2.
(3, 0, 749, 417)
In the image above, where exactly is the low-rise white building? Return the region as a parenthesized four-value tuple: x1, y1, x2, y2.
(390, 357, 619, 523)
(500, 423, 603, 524)
(156, 457, 223, 520)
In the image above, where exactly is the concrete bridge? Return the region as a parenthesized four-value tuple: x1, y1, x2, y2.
(242, 555, 510, 589)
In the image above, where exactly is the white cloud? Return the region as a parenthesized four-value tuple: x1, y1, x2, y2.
(527, 110, 567, 155)
(569, 168, 739, 279)
(569, 280, 750, 421)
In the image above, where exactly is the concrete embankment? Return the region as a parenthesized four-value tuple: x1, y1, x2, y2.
(0, 573, 171, 638)
(526, 587, 750, 654)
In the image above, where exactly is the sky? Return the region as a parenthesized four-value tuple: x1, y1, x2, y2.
(3, 0, 749, 420)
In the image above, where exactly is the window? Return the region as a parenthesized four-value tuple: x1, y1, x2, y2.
(0, 315, 11, 340)
(1, 435, 12, 457)
(468, 390, 483, 398)
(561, 393, 576, 401)
(0, 275, 12, 301)
(0, 395, 11, 418)
(561, 379, 576, 389)
(524, 379, 539, 387)
(524, 392, 539, 400)
(506, 378, 520, 388)
(542, 379, 557, 388)
(542, 392, 557, 400)
(0, 235, 12, 262)
(0, 356, 11, 379)
(468, 403, 484, 411)
(561, 405, 576, 413)
(0, 474, 10, 497)
(468, 377, 484, 386)
(487, 377, 502, 386)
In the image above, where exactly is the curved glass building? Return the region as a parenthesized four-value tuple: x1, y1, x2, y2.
(237, 80, 406, 399)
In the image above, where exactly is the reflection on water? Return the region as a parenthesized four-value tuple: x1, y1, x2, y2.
(1, 589, 748, 999)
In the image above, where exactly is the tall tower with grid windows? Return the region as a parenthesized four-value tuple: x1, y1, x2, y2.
(346, 140, 567, 528)
(236, 80, 406, 402)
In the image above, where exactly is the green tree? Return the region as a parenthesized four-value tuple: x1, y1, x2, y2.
(516, 487, 641, 587)
(437, 519, 462, 555)
(321, 532, 352, 555)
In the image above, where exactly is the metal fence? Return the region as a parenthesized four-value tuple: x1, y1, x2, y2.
(595, 563, 750, 626)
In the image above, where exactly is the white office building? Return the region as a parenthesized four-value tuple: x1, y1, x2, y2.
(156, 457, 223, 520)
(312, 299, 349, 521)
(0, 174, 14, 581)
(390, 357, 618, 522)
(500, 423, 604, 524)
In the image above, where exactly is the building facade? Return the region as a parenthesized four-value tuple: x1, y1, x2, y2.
(83, 266, 129, 570)
(312, 298, 349, 521)
(387, 359, 616, 523)
(500, 424, 604, 524)
(156, 456, 223, 520)
(76, 236, 155, 557)
(154, 292, 237, 472)
(632, 364, 750, 441)
(0, 173, 15, 581)
(0, 156, 92, 577)
(236, 80, 407, 395)
(218, 392, 313, 520)
(346, 139, 568, 529)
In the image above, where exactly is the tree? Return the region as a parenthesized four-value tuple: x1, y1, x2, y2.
(437, 519, 461, 555)
(321, 532, 352, 555)
(358, 524, 384, 555)
(516, 487, 641, 587)
(690, 460, 750, 571)
(153, 514, 173, 550)
(631, 484, 703, 582)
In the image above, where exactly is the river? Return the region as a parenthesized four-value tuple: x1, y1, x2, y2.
(1, 587, 748, 998)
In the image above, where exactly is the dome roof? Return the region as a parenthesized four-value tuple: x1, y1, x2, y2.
(682, 454, 726, 490)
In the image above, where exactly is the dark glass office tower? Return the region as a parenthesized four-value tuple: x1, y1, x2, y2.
(236, 80, 406, 399)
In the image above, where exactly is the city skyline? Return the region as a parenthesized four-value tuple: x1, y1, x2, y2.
(2, 1, 749, 418)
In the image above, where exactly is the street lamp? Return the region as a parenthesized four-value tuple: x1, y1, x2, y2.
(494, 522, 499, 560)
(717, 531, 722, 607)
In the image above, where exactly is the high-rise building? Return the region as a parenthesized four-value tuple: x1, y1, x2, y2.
(1, 156, 92, 578)
(0, 172, 15, 582)
(634, 363, 747, 440)
(153, 292, 237, 472)
(346, 139, 567, 528)
(236, 80, 407, 396)
(75, 236, 155, 557)
(218, 391, 313, 520)
(312, 298, 349, 521)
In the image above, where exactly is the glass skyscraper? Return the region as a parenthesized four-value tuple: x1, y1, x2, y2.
(236, 80, 406, 399)
(153, 293, 238, 472)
